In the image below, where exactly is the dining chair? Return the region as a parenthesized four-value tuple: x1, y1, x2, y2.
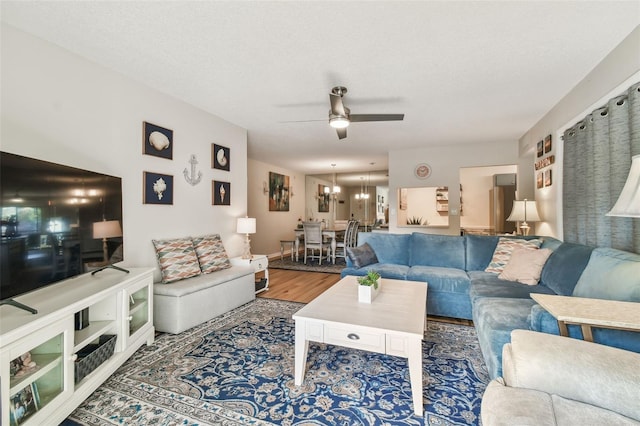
(349, 220, 360, 247)
(334, 219, 358, 262)
(302, 222, 331, 265)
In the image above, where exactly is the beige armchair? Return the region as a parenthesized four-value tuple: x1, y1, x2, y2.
(481, 330, 640, 425)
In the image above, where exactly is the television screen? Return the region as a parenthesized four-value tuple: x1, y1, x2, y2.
(0, 152, 123, 303)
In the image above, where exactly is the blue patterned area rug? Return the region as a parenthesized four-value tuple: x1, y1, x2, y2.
(65, 299, 488, 425)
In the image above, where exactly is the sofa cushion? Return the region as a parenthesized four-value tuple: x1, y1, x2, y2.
(192, 234, 231, 274)
(539, 242, 594, 296)
(498, 248, 553, 285)
(407, 265, 470, 293)
(465, 235, 500, 271)
(357, 232, 411, 265)
(153, 265, 254, 297)
(472, 297, 536, 379)
(469, 271, 556, 303)
(346, 242, 379, 268)
(485, 238, 543, 274)
(573, 247, 640, 302)
(152, 237, 201, 283)
(408, 233, 466, 269)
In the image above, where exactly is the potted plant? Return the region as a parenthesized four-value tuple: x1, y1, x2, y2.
(357, 271, 381, 303)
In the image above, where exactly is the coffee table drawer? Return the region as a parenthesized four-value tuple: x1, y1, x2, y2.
(324, 324, 385, 353)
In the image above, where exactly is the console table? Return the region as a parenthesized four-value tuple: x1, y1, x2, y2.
(1, 268, 154, 426)
(531, 293, 640, 342)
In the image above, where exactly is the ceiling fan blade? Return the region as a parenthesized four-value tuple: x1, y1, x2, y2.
(350, 114, 404, 122)
(330, 93, 347, 117)
(336, 128, 347, 139)
(278, 119, 327, 123)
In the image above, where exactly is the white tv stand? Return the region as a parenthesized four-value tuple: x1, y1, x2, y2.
(0, 267, 154, 426)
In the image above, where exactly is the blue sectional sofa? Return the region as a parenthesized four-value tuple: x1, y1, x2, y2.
(341, 232, 640, 379)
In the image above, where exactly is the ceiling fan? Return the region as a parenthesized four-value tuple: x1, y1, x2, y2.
(328, 86, 404, 139)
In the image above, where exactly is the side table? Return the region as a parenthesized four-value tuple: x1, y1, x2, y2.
(530, 293, 640, 342)
(230, 254, 269, 294)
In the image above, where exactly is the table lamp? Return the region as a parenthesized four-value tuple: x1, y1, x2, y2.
(93, 220, 122, 262)
(607, 154, 640, 218)
(507, 199, 541, 236)
(237, 216, 256, 259)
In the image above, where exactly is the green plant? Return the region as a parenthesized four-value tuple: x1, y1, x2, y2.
(357, 271, 381, 289)
(407, 216, 424, 225)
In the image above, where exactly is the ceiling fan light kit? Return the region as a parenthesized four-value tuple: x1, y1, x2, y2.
(329, 116, 350, 129)
(327, 86, 404, 139)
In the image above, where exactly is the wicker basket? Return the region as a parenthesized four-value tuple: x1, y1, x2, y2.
(74, 334, 117, 383)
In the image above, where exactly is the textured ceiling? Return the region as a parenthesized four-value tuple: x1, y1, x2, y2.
(2, 1, 639, 175)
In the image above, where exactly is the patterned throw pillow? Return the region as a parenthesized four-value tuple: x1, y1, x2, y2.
(192, 234, 231, 274)
(152, 238, 202, 283)
(485, 237, 543, 274)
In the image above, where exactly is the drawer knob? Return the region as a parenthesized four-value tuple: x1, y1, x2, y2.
(347, 333, 360, 340)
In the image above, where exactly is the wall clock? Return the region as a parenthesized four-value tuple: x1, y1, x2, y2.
(414, 163, 431, 179)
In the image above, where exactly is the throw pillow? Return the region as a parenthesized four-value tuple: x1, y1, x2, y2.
(499, 247, 553, 285)
(192, 234, 231, 274)
(347, 242, 379, 269)
(485, 237, 543, 274)
(152, 238, 201, 283)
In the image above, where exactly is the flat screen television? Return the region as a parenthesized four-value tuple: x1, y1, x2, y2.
(1, 152, 124, 313)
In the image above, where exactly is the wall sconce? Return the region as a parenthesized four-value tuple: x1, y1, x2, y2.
(290, 185, 295, 197)
(262, 181, 269, 195)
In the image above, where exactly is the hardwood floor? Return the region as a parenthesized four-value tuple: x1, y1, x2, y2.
(258, 268, 340, 303)
(259, 268, 473, 326)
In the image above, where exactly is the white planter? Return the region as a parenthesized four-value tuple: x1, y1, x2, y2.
(358, 282, 380, 303)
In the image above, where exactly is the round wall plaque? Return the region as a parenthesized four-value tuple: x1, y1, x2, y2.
(414, 163, 432, 179)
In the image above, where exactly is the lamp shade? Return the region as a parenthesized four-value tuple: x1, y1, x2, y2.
(507, 200, 541, 222)
(93, 220, 122, 239)
(237, 217, 256, 234)
(607, 155, 640, 218)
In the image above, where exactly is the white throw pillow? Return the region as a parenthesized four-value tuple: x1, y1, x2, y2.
(499, 247, 553, 285)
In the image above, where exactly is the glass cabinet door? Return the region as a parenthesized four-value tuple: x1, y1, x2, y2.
(127, 282, 151, 341)
(4, 318, 72, 426)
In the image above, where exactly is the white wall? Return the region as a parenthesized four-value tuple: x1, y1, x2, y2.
(519, 26, 640, 239)
(1, 24, 248, 282)
(389, 141, 519, 235)
(247, 159, 305, 257)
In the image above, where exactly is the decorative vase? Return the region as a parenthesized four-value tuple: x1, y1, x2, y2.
(358, 281, 380, 303)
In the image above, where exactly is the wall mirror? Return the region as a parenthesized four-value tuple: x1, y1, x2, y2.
(305, 170, 388, 228)
(397, 186, 449, 227)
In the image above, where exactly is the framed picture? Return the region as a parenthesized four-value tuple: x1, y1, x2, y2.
(10, 383, 38, 425)
(143, 172, 174, 205)
(544, 135, 552, 153)
(544, 169, 552, 187)
(318, 185, 330, 212)
(212, 144, 230, 171)
(537, 172, 544, 189)
(212, 181, 231, 205)
(143, 122, 173, 160)
(269, 172, 290, 211)
(536, 140, 544, 158)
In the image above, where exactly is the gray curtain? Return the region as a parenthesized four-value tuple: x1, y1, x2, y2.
(563, 81, 640, 253)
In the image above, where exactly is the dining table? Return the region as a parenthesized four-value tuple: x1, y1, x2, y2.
(294, 228, 338, 264)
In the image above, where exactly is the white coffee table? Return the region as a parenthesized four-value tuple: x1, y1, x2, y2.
(292, 275, 428, 416)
